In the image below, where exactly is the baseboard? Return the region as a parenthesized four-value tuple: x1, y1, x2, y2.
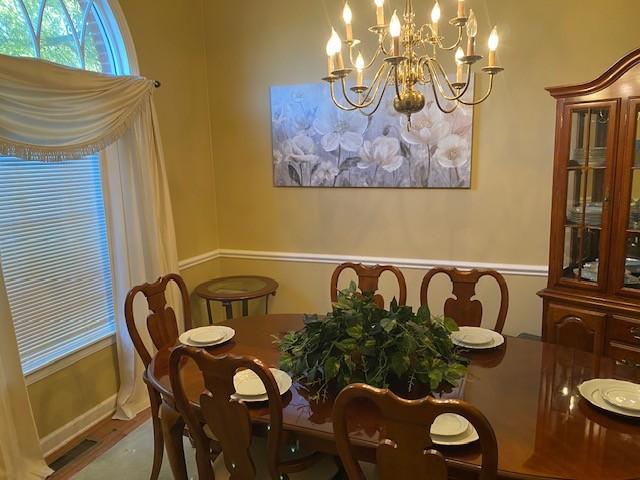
(178, 248, 548, 277)
(41, 394, 118, 459)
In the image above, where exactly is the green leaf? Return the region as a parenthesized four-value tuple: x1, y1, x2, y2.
(429, 369, 444, 390)
(380, 317, 396, 333)
(416, 304, 430, 323)
(390, 297, 398, 312)
(443, 316, 459, 332)
(346, 324, 363, 339)
(303, 314, 321, 325)
(324, 356, 340, 380)
(336, 338, 357, 352)
(390, 353, 410, 377)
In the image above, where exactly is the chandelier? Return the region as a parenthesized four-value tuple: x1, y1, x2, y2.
(322, 0, 504, 124)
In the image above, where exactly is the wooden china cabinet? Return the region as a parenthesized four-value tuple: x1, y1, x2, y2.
(539, 48, 640, 368)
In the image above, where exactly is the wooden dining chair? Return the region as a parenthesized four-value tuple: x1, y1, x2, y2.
(331, 263, 407, 309)
(420, 268, 509, 333)
(169, 346, 328, 479)
(333, 383, 498, 480)
(124, 273, 192, 480)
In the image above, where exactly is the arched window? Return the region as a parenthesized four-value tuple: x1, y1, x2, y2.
(0, 0, 130, 74)
(0, 1, 132, 375)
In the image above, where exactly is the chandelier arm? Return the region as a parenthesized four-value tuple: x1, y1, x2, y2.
(429, 78, 459, 114)
(428, 58, 472, 101)
(339, 76, 381, 109)
(360, 62, 389, 103)
(379, 32, 392, 56)
(436, 26, 464, 51)
(349, 44, 383, 70)
(393, 64, 403, 102)
(457, 74, 495, 106)
(359, 69, 394, 117)
(329, 82, 359, 111)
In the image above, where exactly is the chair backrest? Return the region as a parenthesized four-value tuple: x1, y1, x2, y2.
(124, 273, 191, 367)
(420, 268, 508, 333)
(169, 346, 283, 480)
(333, 383, 498, 480)
(331, 263, 407, 309)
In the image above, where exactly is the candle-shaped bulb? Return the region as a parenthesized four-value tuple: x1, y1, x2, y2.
(466, 9, 477, 38)
(374, 0, 385, 25)
(487, 26, 499, 67)
(343, 3, 352, 24)
(355, 52, 365, 87)
(328, 28, 342, 54)
(431, 1, 441, 24)
(389, 11, 401, 37)
(488, 26, 499, 51)
(326, 37, 334, 56)
(457, 0, 465, 17)
(390, 11, 401, 55)
(455, 46, 464, 83)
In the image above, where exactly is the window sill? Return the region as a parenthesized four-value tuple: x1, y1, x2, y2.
(25, 333, 117, 386)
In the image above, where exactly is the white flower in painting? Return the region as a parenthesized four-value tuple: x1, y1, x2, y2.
(273, 148, 284, 164)
(280, 134, 319, 163)
(312, 161, 339, 185)
(449, 104, 472, 137)
(433, 134, 470, 168)
(400, 101, 451, 146)
(313, 108, 368, 152)
(357, 136, 404, 173)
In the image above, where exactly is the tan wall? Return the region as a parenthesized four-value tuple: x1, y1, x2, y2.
(28, 345, 119, 439)
(29, 0, 220, 439)
(205, 0, 640, 335)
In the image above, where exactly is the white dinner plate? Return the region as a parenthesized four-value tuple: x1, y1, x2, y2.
(231, 368, 292, 402)
(451, 327, 504, 350)
(578, 379, 640, 418)
(430, 414, 469, 437)
(431, 423, 479, 446)
(602, 384, 640, 412)
(189, 327, 225, 345)
(178, 326, 235, 347)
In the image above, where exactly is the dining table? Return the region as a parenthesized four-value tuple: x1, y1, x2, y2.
(147, 314, 640, 480)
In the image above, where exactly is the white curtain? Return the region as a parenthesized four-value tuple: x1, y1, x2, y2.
(101, 100, 181, 420)
(0, 53, 181, 467)
(0, 274, 52, 479)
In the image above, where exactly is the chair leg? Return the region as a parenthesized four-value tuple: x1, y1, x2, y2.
(160, 402, 189, 480)
(147, 385, 164, 480)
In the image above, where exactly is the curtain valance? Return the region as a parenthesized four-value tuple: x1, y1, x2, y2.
(0, 54, 155, 161)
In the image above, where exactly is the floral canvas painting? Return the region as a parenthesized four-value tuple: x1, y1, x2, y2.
(270, 81, 473, 188)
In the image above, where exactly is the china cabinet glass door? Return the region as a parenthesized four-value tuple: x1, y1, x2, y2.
(617, 101, 640, 291)
(560, 104, 614, 288)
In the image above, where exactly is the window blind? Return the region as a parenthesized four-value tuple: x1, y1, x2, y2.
(0, 156, 115, 374)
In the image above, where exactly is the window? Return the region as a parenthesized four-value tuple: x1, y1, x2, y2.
(0, 0, 130, 374)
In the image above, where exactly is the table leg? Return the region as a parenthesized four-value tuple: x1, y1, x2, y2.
(242, 299, 249, 316)
(206, 300, 213, 325)
(223, 301, 233, 320)
(265, 295, 269, 314)
(159, 402, 188, 480)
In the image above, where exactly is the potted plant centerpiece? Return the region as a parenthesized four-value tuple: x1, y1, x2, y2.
(277, 282, 468, 400)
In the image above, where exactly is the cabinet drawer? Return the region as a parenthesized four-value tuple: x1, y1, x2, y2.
(608, 315, 640, 346)
(607, 341, 640, 367)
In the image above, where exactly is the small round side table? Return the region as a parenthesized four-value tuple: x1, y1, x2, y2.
(195, 275, 279, 324)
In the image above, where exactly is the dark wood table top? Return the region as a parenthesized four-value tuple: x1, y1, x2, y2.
(194, 275, 278, 302)
(147, 314, 640, 480)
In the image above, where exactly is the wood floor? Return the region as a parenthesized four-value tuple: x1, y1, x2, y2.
(47, 408, 151, 479)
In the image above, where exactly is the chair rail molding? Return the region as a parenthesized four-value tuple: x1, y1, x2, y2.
(178, 249, 548, 278)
